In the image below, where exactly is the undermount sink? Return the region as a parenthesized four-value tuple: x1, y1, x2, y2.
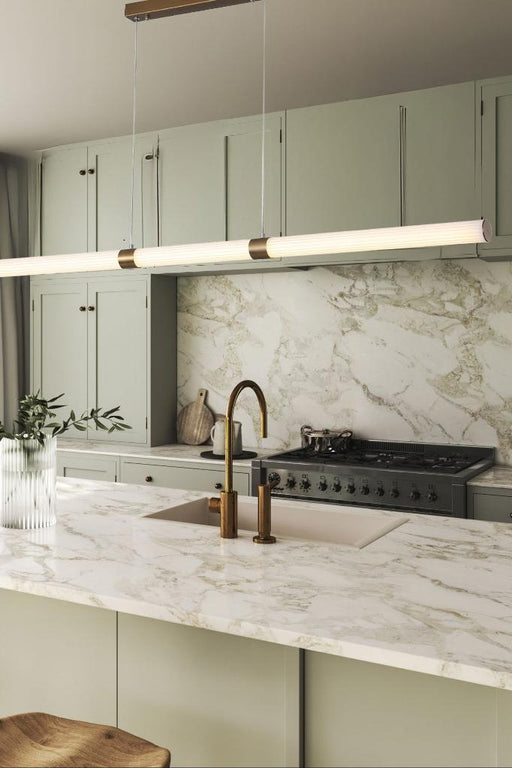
(143, 497, 408, 548)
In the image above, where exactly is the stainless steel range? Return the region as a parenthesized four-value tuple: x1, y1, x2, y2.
(252, 430, 495, 517)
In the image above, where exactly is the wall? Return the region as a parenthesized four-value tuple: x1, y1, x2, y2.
(177, 258, 512, 464)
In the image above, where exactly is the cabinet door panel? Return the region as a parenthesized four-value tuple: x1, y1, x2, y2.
(87, 279, 147, 443)
(225, 114, 283, 239)
(32, 281, 88, 436)
(118, 614, 300, 767)
(472, 492, 512, 523)
(286, 97, 399, 236)
(159, 124, 225, 246)
(120, 460, 250, 495)
(480, 80, 512, 256)
(41, 147, 88, 255)
(0, 589, 116, 725)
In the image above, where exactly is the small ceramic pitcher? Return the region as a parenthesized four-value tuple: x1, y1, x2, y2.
(211, 418, 243, 456)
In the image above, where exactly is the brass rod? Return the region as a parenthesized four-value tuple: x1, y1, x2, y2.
(125, 0, 260, 21)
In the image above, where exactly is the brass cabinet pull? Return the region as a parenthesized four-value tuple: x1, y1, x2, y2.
(79, 306, 86, 311)
(88, 168, 95, 175)
(88, 306, 95, 311)
(145, 476, 153, 483)
(144, 153, 154, 161)
(79, 170, 86, 176)
(214, 482, 222, 490)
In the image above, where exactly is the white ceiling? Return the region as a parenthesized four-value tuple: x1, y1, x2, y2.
(2, 0, 512, 155)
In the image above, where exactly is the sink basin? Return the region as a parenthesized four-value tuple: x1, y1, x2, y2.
(144, 497, 407, 548)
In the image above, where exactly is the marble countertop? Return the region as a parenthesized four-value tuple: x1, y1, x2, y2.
(468, 466, 512, 490)
(1, 479, 512, 690)
(56, 440, 273, 468)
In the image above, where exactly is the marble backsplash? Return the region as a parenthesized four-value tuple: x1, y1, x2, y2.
(177, 259, 512, 465)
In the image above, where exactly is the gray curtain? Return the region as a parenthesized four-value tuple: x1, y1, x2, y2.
(0, 155, 29, 431)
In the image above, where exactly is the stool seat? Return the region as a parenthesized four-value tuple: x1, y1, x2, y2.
(0, 712, 170, 768)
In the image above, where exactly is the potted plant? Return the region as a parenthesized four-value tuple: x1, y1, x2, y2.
(0, 393, 130, 530)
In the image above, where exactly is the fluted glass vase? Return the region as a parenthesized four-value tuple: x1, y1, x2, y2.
(0, 437, 57, 529)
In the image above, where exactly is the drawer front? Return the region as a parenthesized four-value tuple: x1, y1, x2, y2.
(57, 452, 118, 482)
(120, 460, 250, 495)
(472, 492, 512, 523)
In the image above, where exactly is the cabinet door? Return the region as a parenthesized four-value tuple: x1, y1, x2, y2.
(480, 79, 512, 257)
(286, 97, 399, 237)
(400, 82, 477, 259)
(118, 615, 300, 768)
(159, 123, 225, 246)
(32, 280, 88, 436)
(224, 113, 283, 239)
(0, 590, 116, 726)
(470, 491, 512, 523)
(87, 278, 148, 444)
(88, 138, 158, 252)
(41, 147, 88, 256)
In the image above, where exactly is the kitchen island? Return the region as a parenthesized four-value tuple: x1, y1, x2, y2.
(0, 478, 511, 767)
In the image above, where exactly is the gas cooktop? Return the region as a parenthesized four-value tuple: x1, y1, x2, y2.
(252, 438, 495, 518)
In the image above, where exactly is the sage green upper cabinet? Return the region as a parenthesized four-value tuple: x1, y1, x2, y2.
(41, 137, 158, 257)
(31, 274, 177, 446)
(286, 96, 400, 237)
(158, 113, 283, 249)
(399, 82, 477, 259)
(159, 123, 225, 246)
(41, 147, 89, 256)
(479, 77, 512, 259)
(32, 281, 88, 437)
(224, 113, 283, 239)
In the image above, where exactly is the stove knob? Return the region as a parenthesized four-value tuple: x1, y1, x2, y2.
(427, 490, 438, 502)
(346, 482, 356, 494)
(300, 478, 311, 491)
(318, 480, 328, 492)
(410, 489, 421, 501)
(375, 487, 385, 497)
(360, 485, 370, 495)
(390, 488, 400, 498)
(332, 480, 342, 493)
(286, 477, 296, 489)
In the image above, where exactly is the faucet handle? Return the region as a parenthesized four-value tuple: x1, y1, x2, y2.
(253, 483, 277, 545)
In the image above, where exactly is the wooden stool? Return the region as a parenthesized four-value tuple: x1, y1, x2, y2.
(0, 712, 170, 768)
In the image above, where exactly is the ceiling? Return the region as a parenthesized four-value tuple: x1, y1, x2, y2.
(2, 0, 512, 155)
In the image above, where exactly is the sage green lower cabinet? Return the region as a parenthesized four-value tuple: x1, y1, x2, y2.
(120, 458, 250, 495)
(57, 450, 118, 481)
(0, 589, 116, 725)
(117, 614, 301, 768)
(304, 652, 512, 768)
(467, 486, 512, 523)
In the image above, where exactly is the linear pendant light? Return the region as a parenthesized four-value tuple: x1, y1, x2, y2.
(1, 1, 491, 280)
(0, 220, 491, 277)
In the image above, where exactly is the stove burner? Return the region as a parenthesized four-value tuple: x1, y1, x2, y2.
(271, 442, 483, 474)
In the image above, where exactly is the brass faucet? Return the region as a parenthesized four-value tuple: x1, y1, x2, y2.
(210, 380, 276, 544)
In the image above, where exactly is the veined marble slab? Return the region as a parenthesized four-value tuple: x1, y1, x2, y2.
(1, 478, 512, 691)
(468, 466, 512, 490)
(177, 259, 512, 464)
(56, 440, 272, 468)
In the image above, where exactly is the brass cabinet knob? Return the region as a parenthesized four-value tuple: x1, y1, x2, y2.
(79, 169, 86, 176)
(88, 306, 95, 311)
(145, 476, 153, 483)
(88, 168, 95, 175)
(214, 482, 222, 490)
(144, 153, 154, 161)
(79, 306, 86, 311)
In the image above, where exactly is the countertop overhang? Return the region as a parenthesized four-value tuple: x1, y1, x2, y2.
(0, 478, 511, 691)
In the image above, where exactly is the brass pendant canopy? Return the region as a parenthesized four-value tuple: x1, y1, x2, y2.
(125, 0, 260, 22)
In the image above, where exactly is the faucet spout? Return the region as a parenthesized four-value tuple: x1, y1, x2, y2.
(213, 380, 275, 542)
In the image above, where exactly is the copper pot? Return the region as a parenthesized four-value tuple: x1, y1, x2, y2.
(300, 425, 353, 453)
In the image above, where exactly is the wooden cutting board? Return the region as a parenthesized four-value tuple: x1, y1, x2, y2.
(177, 388, 215, 445)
